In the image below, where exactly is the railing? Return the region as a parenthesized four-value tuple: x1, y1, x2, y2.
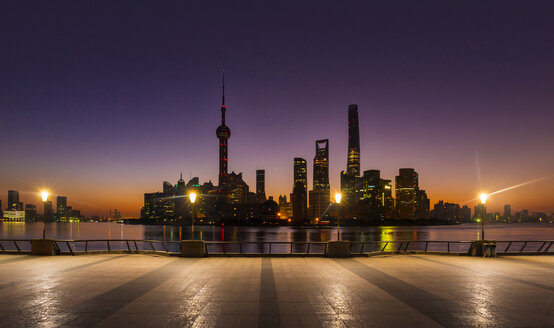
(53, 239, 182, 255)
(0, 239, 32, 253)
(0, 239, 552, 256)
(204, 241, 328, 255)
(496, 240, 554, 254)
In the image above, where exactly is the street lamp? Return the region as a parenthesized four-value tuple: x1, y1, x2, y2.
(335, 193, 342, 241)
(479, 193, 487, 240)
(40, 191, 49, 239)
(189, 192, 196, 240)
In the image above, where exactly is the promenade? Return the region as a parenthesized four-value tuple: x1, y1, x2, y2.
(0, 254, 552, 327)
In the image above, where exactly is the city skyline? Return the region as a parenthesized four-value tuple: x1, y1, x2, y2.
(1, 2, 553, 216)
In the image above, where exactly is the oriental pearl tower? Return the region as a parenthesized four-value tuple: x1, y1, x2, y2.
(216, 72, 230, 187)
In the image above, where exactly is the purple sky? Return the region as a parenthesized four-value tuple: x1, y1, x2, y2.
(1, 1, 553, 216)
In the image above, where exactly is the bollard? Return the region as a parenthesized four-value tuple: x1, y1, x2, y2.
(31, 239, 58, 256)
(326, 241, 351, 258)
(469, 240, 496, 257)
(180, 240, 206, 257)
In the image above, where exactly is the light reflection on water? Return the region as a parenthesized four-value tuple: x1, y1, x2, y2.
(0, 222, 552, 242)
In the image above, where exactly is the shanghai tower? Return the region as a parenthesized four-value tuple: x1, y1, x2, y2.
(347, 104, 360, 176)
(216, 72, 231, 186)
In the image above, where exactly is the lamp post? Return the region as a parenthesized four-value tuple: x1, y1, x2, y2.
(479, 193, 487, 240)
(189, 192, 196, 240)
(335, 193, 342, 241)
(40, 191, 49, 239)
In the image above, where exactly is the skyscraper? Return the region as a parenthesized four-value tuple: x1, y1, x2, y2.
(57, 196, 67, 220)
(395, 168, 418, 219)
(293, 158, 307, 191)
(347, 104, 360, 177)
(313, 139, 329, 190)
(256, 169, 266, 202)
(504, 205, 511, 220)
(292, 158, 307, 223)
(8, 190, 22, 210)
(216, 72, 231, 186)
(44, 201, 54, 222)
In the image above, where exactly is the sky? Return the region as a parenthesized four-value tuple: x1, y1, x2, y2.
(1, 1, 553, 217)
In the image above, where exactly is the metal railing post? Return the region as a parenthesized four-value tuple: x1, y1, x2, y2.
(66, 241, 74, 255)
(447, 242, 450, 254)
(520, 242, 527, 253)
(307, 243, 311, 254)
(107, 240, 111, 252)
(134, 240, 139, 252)
(126, 241, 131, 253)
(381, 242, 388, 252)
(397, 242, 403, 253)
(505, 241, 512, 253)
(13, 241, 20, 252)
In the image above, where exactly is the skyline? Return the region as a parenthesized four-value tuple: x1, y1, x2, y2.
(1, 1, 553, 216)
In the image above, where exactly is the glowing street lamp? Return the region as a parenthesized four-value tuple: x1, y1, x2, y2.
(189, 193, 197, 240)
(335, 193, 342, 241)
(479, 193, 487, 240)
(40, 190, 49, 239)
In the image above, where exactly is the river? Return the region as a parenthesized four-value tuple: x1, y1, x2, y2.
(1, 222, 552, 242)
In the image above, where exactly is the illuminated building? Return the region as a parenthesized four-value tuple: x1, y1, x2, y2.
(308, 189, 330, 220)
(256, 169, 266, 202)
(310, 140, 330, 220)
(216, 72, 231, 186)
(340, 170, 359, 216)
(44, 201, 54, 222)
(292, 182, 307, 223)
(226, 172, 249, 204)
(293, 158, 307, 191)
(25, 204, 37, 222)
(292, 158, 308, 223)
(379, 179, 394, 219)
(346, 104, 360, 176)
(8, 190, 23, 211)
(395, 168, 418, 219)
(416, 189, 430, 219)
(460, 205, 471, 222)
(504, 205, 511, 220)
(313, 139, 329, 190)
(473, 204, 487, 221)
(57, 196, 67, 220)
(3, 210, 25, 221)
(357, 170, 381, 221)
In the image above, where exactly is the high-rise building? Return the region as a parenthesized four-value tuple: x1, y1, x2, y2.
(346, 104, 360, 177)
(256, 169, 266, 202)
(460, 205, 471, 222)
(25, 204, 37, 222)
(416, 189, 430, 219)
(309, 189, 330, 220)
(8, 190, 22, 210)
(44, 201, 54, 222)
(293, 158, 307, 191)
(395, 168, 418, 219)
(474, 204, 487, 221)
(216, 72, 231, 186)
(292, 158, 308, 223)
(313, 139, 330, 190)
(292, 181, 308, 223)
(358, 170, 381, 220)
(379, 179, 394, 219)
(57, 196, 67, 220)
(504, 205, 511, 220)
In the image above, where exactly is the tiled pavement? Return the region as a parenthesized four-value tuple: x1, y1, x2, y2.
(0, 254, 552, 327)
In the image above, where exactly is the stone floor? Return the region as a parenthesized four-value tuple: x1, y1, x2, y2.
(0, 254, 552, 327)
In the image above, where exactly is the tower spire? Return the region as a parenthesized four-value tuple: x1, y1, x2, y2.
(222, 69, 225, 106)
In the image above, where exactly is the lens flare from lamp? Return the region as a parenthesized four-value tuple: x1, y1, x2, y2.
(189, 192, 197, 204)
(479, 193, 488, 204)
(41, 191, 49, 202)
(335, 193, 341, 204)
